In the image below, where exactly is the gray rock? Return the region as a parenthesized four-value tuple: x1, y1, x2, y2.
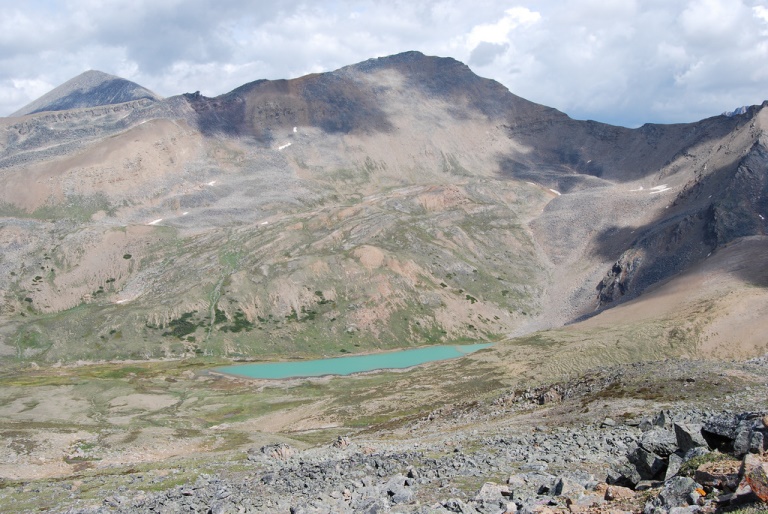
(658, 477, 699, 508)
(258, 443, 296, 461)
(635, 480, 664, 491)
(442, 498, 470, 512)
(385, 474, 413, 505)
(553, 477, 585, 497)
(641, 428, 678, 457)
(474, 481, 510, 502)
(654, 410, 673, 429)
(629, 447, 666, 479)
(674, 423, 708, 454)
(683, 447, 710, 462)
(667, 507, 702, 514)
(611, 460, 643, 487)
(733, 421, 753, 456)
(359, 497, 389, 514)
(703, 413, 739, 440)
(520, 462, 547, 472)
(665, 453, 684, 481)
(332, 436, 351, 449)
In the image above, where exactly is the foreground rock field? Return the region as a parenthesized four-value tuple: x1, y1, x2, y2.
(2, 355, 766, 513)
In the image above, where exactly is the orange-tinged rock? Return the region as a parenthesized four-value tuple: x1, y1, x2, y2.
(604, 485, 635, 501)
(745, 462, 768, 502)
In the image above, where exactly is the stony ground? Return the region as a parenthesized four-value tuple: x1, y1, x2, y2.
(2, 355, 767, 513)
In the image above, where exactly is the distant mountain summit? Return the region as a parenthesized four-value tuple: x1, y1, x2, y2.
(9, 70, 161, 117)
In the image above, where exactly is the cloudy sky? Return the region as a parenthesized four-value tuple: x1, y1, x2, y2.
(1, 0, 767, 127)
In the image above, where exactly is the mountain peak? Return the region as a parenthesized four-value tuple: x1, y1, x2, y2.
(9, 70, 161, 117)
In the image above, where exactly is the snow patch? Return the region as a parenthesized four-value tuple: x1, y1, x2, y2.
(261, 221, 269, 225)
(630, 184, 672, 194)
(207, 180, 216, 186)
(147, 218, 163, 226)
(293, 126, 297, 133)
(278, 142, 292, 151)
(549, 189, 561, 196)
(114, 294, 140, 305)
(649, 184, 671, 194)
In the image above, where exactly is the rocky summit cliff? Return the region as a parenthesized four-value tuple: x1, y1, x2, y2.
(0, 51, 767, 364)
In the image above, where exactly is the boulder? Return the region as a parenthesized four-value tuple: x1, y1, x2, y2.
(674, 423, 709, 454)
(474, 482, 512, 513)
(629, 447, 667, 479)
(610, 460, 643, 487)
(603, 484, 635, 501)
(385, 474, 413, 505)
(641, 428, 678, 457)
(507, 471, 557, 498)
(258, 443, 296, 461)
(553, 477, 585, 498)
(665, 453, 684, 481)
(743, 454, 768, 502)
(475, 481, 511, 502)
(733, 421, 753, 457)
(683, 447, 710, 462)
(703, 413, 739, 440)
(705, 412, 768, 456)
(654, 410, 673, 429)
(332, 435, 351, 449)
(538, 388, 562, 405)
(656, 477, 700, 510)
(442, 498, 471, 512)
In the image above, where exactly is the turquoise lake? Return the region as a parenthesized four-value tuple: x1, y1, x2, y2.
(213, 343, 492, 379)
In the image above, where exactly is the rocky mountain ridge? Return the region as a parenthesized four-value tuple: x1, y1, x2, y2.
(0, 51, 766, 362)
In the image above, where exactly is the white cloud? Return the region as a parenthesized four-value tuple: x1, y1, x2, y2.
(464, 7, 541, 48)
(756, 4, 768, 22)
(680, 0, 746, 42)
(0, 0, 767, 127)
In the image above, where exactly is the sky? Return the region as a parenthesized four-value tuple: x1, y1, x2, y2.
(1, 0, 767, 127)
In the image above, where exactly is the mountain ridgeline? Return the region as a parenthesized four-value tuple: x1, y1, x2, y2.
(1, 51, 766, 363)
